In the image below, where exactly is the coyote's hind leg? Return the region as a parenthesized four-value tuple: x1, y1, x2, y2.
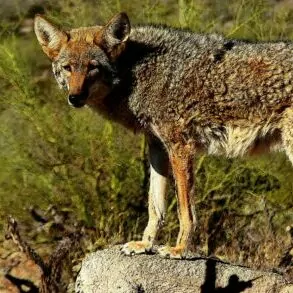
(121, 135, 169, 255)
(158, 144, 196, 259)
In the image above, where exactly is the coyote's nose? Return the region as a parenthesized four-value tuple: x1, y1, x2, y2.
(68, 94, 86, 108)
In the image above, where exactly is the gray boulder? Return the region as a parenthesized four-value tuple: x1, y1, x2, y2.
(75, 246, 292, 293)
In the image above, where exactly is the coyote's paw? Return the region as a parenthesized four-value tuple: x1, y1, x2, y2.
(121, 241, 153, 256)
(158, 245, 186, 259)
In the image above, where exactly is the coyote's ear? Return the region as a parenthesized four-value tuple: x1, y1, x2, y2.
(34, 15, 68, 60)
(97, 12, 130, 59)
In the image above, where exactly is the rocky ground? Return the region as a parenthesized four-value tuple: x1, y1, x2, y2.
(0, 240, 41, 293)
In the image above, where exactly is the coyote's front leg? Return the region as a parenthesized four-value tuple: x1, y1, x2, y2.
(121, 135, 169, 255)
(158, 144, 196, 259)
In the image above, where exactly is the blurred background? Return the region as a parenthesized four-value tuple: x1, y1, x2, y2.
(0, 0, 292, 291)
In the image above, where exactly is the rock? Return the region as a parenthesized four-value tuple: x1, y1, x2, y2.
(76, 246, 292, 293)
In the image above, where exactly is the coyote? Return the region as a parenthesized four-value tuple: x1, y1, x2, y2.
(34, 12, 293, 258)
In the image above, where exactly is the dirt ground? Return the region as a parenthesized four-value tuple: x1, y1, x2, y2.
(0, 240, 41, 293)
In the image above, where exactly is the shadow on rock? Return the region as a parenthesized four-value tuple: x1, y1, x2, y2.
(201, 258, 258, 293)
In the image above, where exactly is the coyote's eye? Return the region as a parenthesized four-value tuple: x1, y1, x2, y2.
(63, 65, 71, 72)
(88, 63, 98, 71)
(88, 62, 99, 77)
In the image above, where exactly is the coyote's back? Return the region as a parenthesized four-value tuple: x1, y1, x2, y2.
(34, 12, 293, 258)
(126, 27, 293, 158)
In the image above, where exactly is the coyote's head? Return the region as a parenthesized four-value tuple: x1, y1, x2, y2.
(34, 13, 130, 108)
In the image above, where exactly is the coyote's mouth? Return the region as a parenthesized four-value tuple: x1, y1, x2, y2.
(69, 100, 86, 108)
